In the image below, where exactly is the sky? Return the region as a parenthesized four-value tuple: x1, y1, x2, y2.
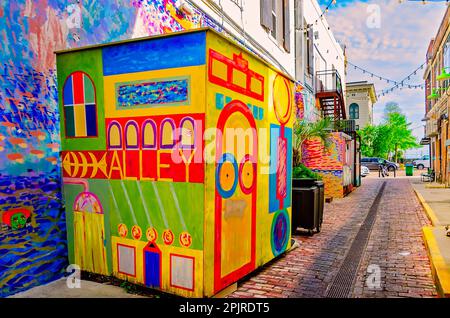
(319, 0, 447, 158)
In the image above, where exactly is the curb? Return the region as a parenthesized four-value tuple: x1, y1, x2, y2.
(413, 188, 439, 226)
(422, 226, 450, 298)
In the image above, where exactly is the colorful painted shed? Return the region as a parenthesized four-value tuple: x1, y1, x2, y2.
(56, 28, 294, 297)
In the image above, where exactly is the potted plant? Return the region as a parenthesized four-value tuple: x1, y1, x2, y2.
(291, 117, 332, 235)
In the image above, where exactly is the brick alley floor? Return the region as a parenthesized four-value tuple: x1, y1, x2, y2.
(229, 178, 437, 298)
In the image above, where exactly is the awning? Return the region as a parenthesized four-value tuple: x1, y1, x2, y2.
(420, 137, 431, 145)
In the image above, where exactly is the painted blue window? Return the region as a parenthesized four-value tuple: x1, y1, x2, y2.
(349, 103, 359, 120)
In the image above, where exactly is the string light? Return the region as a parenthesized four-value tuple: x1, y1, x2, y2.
(348, 61, 402, 85)
(299, 0, 337, 32)
(347, 61, 426, 98)
(376, 61, 427, 98)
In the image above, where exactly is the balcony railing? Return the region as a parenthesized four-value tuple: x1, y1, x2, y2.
(315, 70, 343, 96)
(334, 119, 356, 132)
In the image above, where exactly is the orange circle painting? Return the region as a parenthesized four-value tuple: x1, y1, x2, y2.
(273, 75, 292, 125)
(118, 223, 128, 238)
(131, 225, 142, 240)
(179, 231, 192, 248)
(146, 227, 158, 242)
(163, 229, 174, 245)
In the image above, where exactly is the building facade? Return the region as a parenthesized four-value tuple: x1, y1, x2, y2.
(424, 6, 450, 185)
(345, 81, 377, 130)
(294, 0, 359, 197)
(294, 0, 347, 121)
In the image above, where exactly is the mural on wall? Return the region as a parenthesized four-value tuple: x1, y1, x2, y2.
(58, 29, 294, 298)
(0, 0, 184, 297)
(302, 132, 352, 198)
(1, 0, 293, 297)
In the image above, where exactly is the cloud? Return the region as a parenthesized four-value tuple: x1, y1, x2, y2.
(323, 0, 446, 156)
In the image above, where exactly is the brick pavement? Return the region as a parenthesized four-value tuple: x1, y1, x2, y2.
(229, 178, 437, 298)
(352, 179, 437, 298)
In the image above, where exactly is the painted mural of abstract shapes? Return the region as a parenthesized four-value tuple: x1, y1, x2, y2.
(214, 100, 257, 293)
(102, 32, 206, 76)
(208, 49, 264, 102)
(295, 83, 305, 120)
(302, 135, 343, 171)
(269, 124, 292, 213)
(63, 71, 97, 138)
(62, 151, 108, 179)
(270, 209, 290, 257)
(105, 115, 205, 183)
(1, 208, 32, 231)
(66, 180, 108, 275)
(107, 179, 204, 251)
(273, 75, 292, 126)
(170, 254, 195, 291)
(116, 77, 189, 109)
(144, 241, 162, 288)
(117, 243, 136, 277)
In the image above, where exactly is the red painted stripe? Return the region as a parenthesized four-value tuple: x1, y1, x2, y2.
(72, 72, 85, 104)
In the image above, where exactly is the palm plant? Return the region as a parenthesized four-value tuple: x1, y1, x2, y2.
(292, 116, 333, 167)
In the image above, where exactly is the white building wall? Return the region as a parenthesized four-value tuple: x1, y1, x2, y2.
(294, 0, 346, 121)
(346, 89, 374, 129)
(302, 0, 346, 85)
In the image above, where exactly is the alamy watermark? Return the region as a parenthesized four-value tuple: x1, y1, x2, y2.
(66, 264, 81, 289)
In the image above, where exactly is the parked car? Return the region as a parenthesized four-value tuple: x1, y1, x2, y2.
(412, 155, 430, 170)
(361, 165, 370, 177)
(361, 157, 399, 171)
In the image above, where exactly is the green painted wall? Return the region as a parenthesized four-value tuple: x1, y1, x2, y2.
(57, 48, 106, 151)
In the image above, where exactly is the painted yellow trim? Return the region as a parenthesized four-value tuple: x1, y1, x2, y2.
(413, 188, 440, 226)
(422, 226, 450, 298)
(425, 184, 449, 189)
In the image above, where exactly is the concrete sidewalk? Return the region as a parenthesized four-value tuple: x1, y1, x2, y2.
(411, 178, 450, 298)
(8, 278, 146, 298)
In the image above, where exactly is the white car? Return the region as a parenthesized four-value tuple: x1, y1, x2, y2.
(413, 155, 430, 170)
(361, 165, 370, 177)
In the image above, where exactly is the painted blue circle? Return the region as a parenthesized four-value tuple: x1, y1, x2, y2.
(271, 209, 290, 256)
(215, 153, 238, 199)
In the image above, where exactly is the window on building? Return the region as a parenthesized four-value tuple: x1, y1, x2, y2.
(260, 0, 290, 52)
(63, 71, 97, 138)
(349, 103, 359, 119)
(306, 24, 314, 76)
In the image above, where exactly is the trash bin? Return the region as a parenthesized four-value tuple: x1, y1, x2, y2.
(292, 181, 321, 235)
(405, 163, 414, 176)
(315, 180, 325, 232)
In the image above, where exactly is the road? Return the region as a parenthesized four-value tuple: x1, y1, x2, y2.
(230, 176, 437, 298)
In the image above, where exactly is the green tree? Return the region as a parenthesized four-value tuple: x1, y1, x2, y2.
(383, 101, 402, 120)
(385, 112, 419, 162)
(358, 106, 419, 162)
(358, 124, 392, 158)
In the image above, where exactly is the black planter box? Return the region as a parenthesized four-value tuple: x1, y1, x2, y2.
(291, 178, 325, 235)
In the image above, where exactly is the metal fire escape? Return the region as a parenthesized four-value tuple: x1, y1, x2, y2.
(315, 70, 347, 123)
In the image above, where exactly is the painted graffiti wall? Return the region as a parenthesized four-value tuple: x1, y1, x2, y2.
(0, 0, 152, 297)
(302, 132, 352, 198)
(1, 0, 294, 296)
(57, 29, 294, 297)
(0, 0, 221, 297)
